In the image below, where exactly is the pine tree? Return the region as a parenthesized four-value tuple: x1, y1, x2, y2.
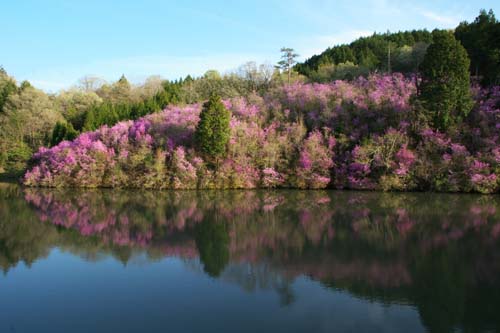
(194, 94, 231, 166)
(277, 47, 299, 85)
(418, 30, 474, 131)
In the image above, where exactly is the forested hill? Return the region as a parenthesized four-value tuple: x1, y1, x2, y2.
(297, 9, 500, 85)
(295, 29, 434, 77)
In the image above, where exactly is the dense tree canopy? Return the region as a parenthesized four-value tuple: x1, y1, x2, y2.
(455, 9, 500, 85)
(296, 30, 433, 78)
(1, 85, 63, 149)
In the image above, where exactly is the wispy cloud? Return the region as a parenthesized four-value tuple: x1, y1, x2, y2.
(420, 10, 459, 25)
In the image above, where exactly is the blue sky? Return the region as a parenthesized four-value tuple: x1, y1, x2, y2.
(1, 0, 499, 92)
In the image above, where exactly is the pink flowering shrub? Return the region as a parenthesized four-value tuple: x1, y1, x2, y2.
(273, 74, 415, 138)
(23, 74, 499, 193)
(24, 105, 201, 188)
(345, 129, 416, 191)
(293, 130, 335, 189)
(261, 168, 285, 188)
(412, 128, 498, 193)
(469, 160, 498, 194)
(169, 147, 198, 189)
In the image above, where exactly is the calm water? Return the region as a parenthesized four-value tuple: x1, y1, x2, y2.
(1, 183, 500, 333)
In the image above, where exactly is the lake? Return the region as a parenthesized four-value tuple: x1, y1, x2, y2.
(1, 183, 499, 333)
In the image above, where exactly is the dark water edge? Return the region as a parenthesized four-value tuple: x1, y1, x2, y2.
(1, 183, 500, 333)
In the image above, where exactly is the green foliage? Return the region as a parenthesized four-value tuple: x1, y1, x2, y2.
(80, 78, 186, 131)
(0, 84, 63, 149)
(297, 30, 433, 77)
(180, 69, 270, 103)
(158, 80, 182, 107)
(0, 68, 17, 113)
(393, 43, 429, 73)
(82, 100, 157, 131)
(55, 89, 102, 130)
(51, 121, 78, 147)
(195, 94, 231, 162)
(309, 61, 369, 82)
(95, 75, 132, 104)
(2, 141, 32, 175)
(20, 80, 32, 91)
(455, 9, 500, 85)
(418, 30, 474, 131)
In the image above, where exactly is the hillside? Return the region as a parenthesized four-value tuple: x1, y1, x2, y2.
(24, 74, 500, 193)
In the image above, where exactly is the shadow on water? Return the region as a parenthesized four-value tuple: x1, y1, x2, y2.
(1, 183, 500, 332)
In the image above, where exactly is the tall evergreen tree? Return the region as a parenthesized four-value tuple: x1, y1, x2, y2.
(418, 30, 474, 131)
(194, 94, 231, 166)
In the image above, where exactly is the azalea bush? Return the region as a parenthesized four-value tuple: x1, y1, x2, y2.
(24, 74, 499, 193)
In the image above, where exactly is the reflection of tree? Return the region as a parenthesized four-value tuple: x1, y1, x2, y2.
(276, 283, 295, 306)
(195, 218, 229, 277)
(0, 183, 58, 273)
(411, 248, 466, 333)
(2, 185, 500, 331)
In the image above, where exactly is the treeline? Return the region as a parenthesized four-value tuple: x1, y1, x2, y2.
(297, 9, 500, 85)
(80, 77, 183, 131)
(296, 30, 433, 80)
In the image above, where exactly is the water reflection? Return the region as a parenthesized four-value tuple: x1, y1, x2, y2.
(1, 183, 500, 332)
